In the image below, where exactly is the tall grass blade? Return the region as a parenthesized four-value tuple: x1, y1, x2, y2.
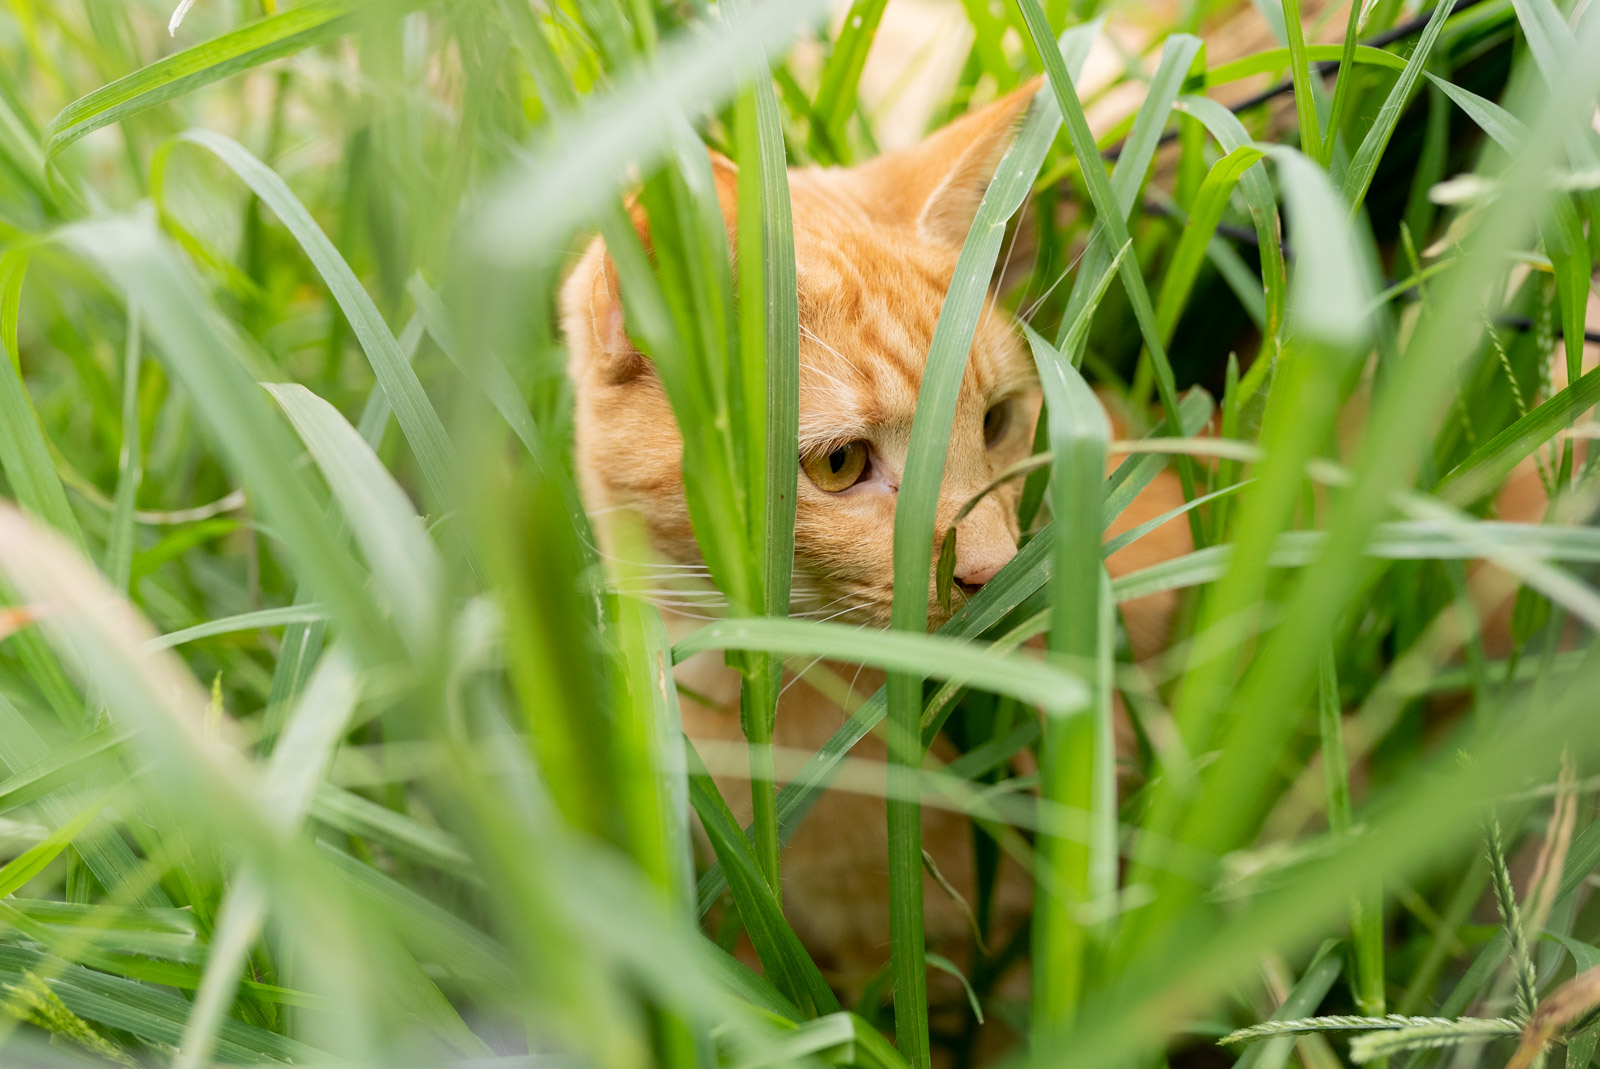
(160, 131, 458, 508)
(882, 64, 1069, 1063)
(43, 0, 416, 159)
(1340, 0, 1455, 212)
(1024, 313, 1115, 1029)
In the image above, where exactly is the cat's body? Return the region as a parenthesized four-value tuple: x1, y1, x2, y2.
(560, 81, 1188, 1013)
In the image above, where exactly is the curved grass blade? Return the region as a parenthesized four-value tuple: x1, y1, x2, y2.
(675, 618, 1088, 716)
(1340, 0, 1455, 211)
(159, 131, 457, 509)
(1435, 364, 1600, 504)
(145, 605, 330, 651)
(684, 743, 839, 1018)
(1202, 44, 1406, 88)
(0, 723, 134, 813)
(1019, 5, 1199, 530)
(1154, 145, 1268, 345)
(1423, 73, 1529, 149)
(1174, 96, 1287, 353)
(265, 383, 442, 654)
(44, 0, 415, 160)
(61, 216, 392, 664)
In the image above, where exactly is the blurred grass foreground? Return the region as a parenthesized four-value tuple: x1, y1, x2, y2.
(1, 0, 1599, 1066)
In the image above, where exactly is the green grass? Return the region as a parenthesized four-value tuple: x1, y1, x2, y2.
(0, 0, 1597, 1067)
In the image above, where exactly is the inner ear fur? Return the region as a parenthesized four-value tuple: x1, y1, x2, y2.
(851, 78, 1041, 247)
(562, 151, 741, 386)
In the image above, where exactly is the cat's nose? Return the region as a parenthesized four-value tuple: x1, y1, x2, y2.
(955, 560, 1006, 588)
(953, 532, 1018, 589)
(953, 499, 1019, 591)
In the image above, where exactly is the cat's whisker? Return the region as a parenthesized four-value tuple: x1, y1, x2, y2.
(780, 655, 828, 699)
(798, 325, 864, 378)
(798, 357, 855, 395)
(614, 588, 728, 600)
(1019, 244, 1090, 325)
(982, 209, 1025, 336)
(846, 661, 868, 704)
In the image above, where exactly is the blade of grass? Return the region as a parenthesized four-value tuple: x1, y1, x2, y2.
(1203, 44, 1406, 88)
(62, 216, 392, 664)
(809, 0, 889, 163)
(684, 742, 839, 1018)
(104, 300, 141, 593)
(1278, 0, 1324, 162)
(1154, 145, 1268, 346)
(43, 0, 418, 159)
(1340, 0, 1455, 212)
(1173, 96, 1287, 359)
(1019, 6, 1202, 542)
(0, 723, 135, 813)
(264, 383, 442, 654)
(145, 606, 330, 651)
(157, 131, 457, 509)
(881, 51, 1078, 1058)
(1025, 311, 1116, 1029)
(1435, 364, 1600, 504)
(1320, 0, 1366, 165)
(732, 45, 799, 897)
(675, 618, 1088, 716)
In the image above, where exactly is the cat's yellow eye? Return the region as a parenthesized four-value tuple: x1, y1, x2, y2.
(802, 441, 870, 492)
(983, 400, 1012, 447)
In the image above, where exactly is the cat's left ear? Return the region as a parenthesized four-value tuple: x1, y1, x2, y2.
(853, 78, 1041, 247)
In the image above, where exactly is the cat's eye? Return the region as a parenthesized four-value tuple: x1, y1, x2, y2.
(802, 441, 870, 492)
(983, 400, 1012, 447)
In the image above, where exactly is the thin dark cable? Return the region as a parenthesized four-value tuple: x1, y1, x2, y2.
(1101, 0, 1494, 161)
(1140, 199, 1600, 345)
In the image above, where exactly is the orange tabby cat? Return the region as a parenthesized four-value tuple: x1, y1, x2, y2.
(560, 81, 1187, 1009)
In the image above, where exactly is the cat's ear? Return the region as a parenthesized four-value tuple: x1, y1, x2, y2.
(562, 151, 741, 386)
(853, 78, 1041, 247)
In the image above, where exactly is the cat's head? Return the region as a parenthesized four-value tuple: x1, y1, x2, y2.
(562, 83, 1042, 627)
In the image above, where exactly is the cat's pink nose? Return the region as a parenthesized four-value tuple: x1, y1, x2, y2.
(955, 560, 1006, 587)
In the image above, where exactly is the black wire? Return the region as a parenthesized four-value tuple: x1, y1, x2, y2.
(1101, 0, 1493, 161)
(1140, 199, 1600, 345)
(1497, 316, 1600, 347)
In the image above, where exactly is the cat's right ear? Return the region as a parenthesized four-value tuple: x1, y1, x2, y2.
(850, 78, 1041, 247)
(560, 237, 648, 386)
(562, 154, 740, 386)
